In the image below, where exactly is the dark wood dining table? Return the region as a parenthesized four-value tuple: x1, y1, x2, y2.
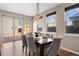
(35, 37, 53, 56)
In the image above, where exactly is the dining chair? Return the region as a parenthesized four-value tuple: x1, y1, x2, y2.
(46, 34, 53, 39)
(27, 33, 33, 35)
(21, 35, 27, 55)
(49, 34, 53, 38)
(39, 33, 42, 36)
(46, 34, 49, 37)
(26, 36, 39, 56)
(0, 42, 2, 56)
(44, 38, 62, 56)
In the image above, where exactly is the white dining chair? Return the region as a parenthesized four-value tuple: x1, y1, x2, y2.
(26, 36, 39, 56)
(46, 34, 53, 39)
(21, 34, 27, 55)
(44, 38, 62, 56)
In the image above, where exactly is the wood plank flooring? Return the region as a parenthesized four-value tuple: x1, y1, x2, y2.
(1, 41, 23, 56)
(0, 40, 77, 56)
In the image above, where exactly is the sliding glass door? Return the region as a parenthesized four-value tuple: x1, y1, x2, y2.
(2, 15, 14, 42)
(2, 15, 32, 43)
(14, 18, 24, 40)
(2, 15, 25, 42)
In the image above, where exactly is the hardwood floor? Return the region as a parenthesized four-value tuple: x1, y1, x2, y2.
(1, 40, 37, 56)
(0, 40, 77, 56)
(1, 41, 23, 56)
(59, 48, 78, 56)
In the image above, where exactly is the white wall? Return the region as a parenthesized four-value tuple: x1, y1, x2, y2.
(0, 14, 2, 42)
(33, 18, 38, 33)
(33, 3, 79, 54)
(61, 35, 79, 52)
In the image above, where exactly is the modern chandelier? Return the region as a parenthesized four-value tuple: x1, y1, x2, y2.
(34, 3, 42, 21)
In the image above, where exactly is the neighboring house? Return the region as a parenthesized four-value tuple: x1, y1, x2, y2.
(70, 13, 79, 27)
(66, 13, 79, 33)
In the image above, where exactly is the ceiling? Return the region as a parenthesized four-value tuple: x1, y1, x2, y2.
(0, 3, 60, 16)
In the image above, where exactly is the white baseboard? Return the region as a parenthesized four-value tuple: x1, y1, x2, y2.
(60, 47, 79, 55)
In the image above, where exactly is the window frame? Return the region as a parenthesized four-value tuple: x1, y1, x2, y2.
(46, 11, 56, 32)
(65, 3, 79, 35)
(37, 18, 43, 32)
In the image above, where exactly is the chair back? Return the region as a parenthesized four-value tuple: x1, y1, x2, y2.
(47, 38, 62, 56)
(26, 36, 37, 53)
(39, 33, 42, 36)
(21, 35, 27, 46)
(28, 33, 33, 35)
(49, 34, 53, 39)
(46, 34, 53, 39)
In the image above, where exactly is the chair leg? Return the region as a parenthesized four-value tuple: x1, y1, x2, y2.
(33, 52, 35, 56)
(25, 47, 27, 56)
(22, 46, 24, 52)
(25, 50, 27, 56)
(57, 54, 59, 56)
(28, 51, 31, 56)
(0, 51, 1, 56)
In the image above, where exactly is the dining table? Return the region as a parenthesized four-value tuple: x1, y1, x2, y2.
(34, 36, 53, 56)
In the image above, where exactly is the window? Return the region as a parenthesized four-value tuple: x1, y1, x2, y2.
(2, 15, 24, 37)
(2, 15, 13, 37)
(46, 11, 56, 32)
(37, 19, 43, 31)
(65, 4, 79, 34)
(15, 18, 24, 35)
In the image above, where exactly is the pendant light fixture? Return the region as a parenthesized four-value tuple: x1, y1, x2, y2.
(34, 3, 42, 21)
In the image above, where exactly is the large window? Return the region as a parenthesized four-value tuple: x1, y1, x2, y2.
(46, 11, 56, 32)
(2, 15, 33, 37)
(2, 15, 24, 37)
(37, 19, 43, 31)
(65, 4, 79, 34)
(3, 15, 13, 37)
(15, 18, 24, 36)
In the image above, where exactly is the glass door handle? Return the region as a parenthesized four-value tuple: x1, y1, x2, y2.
(11, 27, 17, 29)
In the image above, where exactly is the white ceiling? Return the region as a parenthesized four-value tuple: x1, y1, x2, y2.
(0, 3, 60, 16)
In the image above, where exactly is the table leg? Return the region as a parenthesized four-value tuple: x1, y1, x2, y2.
(0, 51, 1, 56)
(40, 45, 44, 56)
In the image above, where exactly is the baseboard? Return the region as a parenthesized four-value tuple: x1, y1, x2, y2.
(60, 47, 79, 56)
